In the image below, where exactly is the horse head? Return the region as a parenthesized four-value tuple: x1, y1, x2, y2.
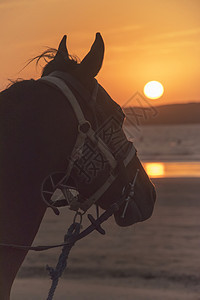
(40, 33, 156, 226)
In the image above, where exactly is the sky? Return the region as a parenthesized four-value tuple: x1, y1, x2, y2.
(0, 0, 199, 107)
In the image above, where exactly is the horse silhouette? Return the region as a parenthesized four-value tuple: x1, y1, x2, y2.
(0, 33, 156, 299)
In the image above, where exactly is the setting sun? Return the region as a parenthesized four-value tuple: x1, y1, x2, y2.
(144, 81, 164, 99)
(144, 163, 165, 178)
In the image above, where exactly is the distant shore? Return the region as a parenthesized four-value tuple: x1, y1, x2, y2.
(124, 102, 200, 126)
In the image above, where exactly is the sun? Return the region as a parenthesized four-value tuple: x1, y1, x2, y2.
(144, 81, 164, 99)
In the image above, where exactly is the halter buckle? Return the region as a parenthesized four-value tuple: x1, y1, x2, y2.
(78, 121, 91, 134)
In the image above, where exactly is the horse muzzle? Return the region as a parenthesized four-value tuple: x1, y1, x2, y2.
(113, 155, 156, 227)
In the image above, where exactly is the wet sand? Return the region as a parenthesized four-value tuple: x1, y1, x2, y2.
(12, 277, 200, 300)
(11, 178, 200, 299)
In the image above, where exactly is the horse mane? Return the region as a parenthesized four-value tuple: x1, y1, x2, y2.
(28, 48, 79, 77)
(0, 44, 79, 128)
(4, 47, 79, 91)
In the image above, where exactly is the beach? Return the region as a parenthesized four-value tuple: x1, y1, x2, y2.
(11, 177, 200, 299)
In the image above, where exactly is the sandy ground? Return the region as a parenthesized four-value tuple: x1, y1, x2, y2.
(11, 277, 200, 300)
(11, 178, 200, 299)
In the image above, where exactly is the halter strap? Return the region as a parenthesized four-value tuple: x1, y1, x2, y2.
(39, 75, 128, 213)
(40, 75, 87, 125)
(78, 144, 136, 211)
(40, 75, 117, 167)
(39, 75, 137, 212)
(49, 71, 91, 103)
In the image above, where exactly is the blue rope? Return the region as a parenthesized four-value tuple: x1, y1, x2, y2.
(46, 222, 81, 300)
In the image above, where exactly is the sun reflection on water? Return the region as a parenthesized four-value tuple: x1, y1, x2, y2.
(144, 162, 200, 178)
(144, 163, 165, 178)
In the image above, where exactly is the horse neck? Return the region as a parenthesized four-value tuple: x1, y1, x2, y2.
(0, 79, 78, 297)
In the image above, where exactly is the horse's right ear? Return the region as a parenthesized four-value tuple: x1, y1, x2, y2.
(79, 33, 105, 78)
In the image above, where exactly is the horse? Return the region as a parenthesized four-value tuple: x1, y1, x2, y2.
(0, 33, 156, 299)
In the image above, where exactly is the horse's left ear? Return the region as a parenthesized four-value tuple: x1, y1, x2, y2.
(56, 35, 69, 59)
(79, 33, 104, 78)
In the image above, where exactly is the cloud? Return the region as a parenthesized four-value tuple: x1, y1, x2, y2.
(108, 36, 200, 57)
(0, 0, 28, 8)
(151, 27, 200, 41)
(104, 26, 200, 56)
(131, 27, 200, 55)
(104, 25, 141, 35)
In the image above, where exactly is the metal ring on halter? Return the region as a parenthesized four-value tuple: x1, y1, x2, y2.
(73, 211, 84, 225)
(78, 121, 91, 134)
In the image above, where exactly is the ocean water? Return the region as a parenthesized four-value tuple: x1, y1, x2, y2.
(124, 124, 200, 162)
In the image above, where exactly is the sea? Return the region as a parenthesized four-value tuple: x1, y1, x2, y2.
(124, 124, 200, 177)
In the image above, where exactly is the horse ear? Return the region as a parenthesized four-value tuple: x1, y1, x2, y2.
(79, 33, 104, 78)
(56, 35, 69, 58)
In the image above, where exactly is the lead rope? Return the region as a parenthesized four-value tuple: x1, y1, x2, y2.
(45, 169, 139, 300)
(46, 222, 81, 300)
(45, 206, 99, 300)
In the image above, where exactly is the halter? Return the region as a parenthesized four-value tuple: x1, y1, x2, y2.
(39, 72, 137, 215)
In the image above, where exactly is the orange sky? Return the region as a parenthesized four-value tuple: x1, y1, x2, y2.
(0, 0, 199, 106)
